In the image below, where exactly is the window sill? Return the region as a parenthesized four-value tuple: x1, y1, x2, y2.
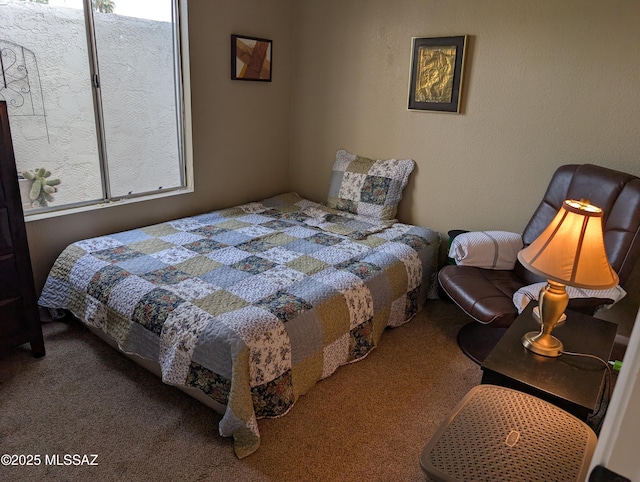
(23, 186, 194, 223)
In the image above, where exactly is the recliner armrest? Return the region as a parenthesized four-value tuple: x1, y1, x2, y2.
(449, 231, 523, 270)
(512, 282, 627, 314)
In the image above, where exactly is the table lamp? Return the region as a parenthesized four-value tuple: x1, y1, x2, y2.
(516, 199, 619, 357)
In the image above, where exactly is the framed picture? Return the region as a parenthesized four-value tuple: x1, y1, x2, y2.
(408, 36, 467, 113)
(231, 34, 272, 82)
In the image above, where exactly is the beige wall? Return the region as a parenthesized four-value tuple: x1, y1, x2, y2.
(25, 0, 295, 292)
(288, 0, 640, 326)
(289, 0, 640, 230)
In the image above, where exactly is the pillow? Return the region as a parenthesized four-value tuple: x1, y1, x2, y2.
(512, 282, 627, 314)
(449, 231, 523, 270)
(326, 148, 415, 220)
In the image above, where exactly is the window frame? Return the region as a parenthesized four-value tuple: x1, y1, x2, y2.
(23, 0, 192, 219)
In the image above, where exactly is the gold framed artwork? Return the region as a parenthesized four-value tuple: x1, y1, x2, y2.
(408, 36, 467, 113)
(231, 34, 272, 82)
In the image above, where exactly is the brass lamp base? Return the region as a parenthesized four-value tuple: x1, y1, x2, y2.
(522, 331, 563, 357)
(521, 280, 568, 358)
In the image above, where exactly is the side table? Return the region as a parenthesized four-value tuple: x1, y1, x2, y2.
(481, 303, 617, 422)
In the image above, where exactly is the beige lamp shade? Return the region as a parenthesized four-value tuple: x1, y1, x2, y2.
(517, 199, 619, 290)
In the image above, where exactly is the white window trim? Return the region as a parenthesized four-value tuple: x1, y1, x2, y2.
(23, 0, 193, 220)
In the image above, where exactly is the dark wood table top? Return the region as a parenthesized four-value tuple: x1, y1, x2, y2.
(482, 302, 617, 413)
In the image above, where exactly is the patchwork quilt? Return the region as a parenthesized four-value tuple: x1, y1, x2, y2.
(38, 192, 439, 458)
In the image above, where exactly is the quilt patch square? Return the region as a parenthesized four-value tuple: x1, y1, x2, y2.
(251, 370, 294, 418)
(70, 255, 110, 291)
(322, 333, 349, 378)
(193, 289, 249, 318)
(186, 361, 231, 406)
(199, 266, 251, 288)
(127, 238, 175, 255)
(107, 276, 157, 318)
(227, 274, 281, 303)
(261, 219, 295, 230)
(160, 231, 206, 246)
(132, 288, 184, 335)
(216, 306, 289, 385)
(141, 223, 180, 237)
(191, 212, 226, 225)
(87, 265, 131, 303)
(108, 229, 154, 244)
(236, 214, 273, 225)
(92, 245, 140, 264)
(285, 255, 330, 276)
(306, 232, 342, 247)
(259, 232, 298, 247)
(231, 255, 277, 275)
(116, 254, 168, 275)
(335, 259, 382, 280)
(281, 225, 318, 239)
(283, 239, 324, 255)
(165, 277, 219, 301)
(235, 238, 276, 254)
(211, 230, 253, 247)
(396, 232, 431, 252)
(141, 266, 192, 285)
(262, 265, 306, 289)
(237, 225, 275, 238)
(341, 280, 374, 329)
(169, 217, 205, 231)
(349, 316, 374, 361)
(76, 236, 122, 253)
(308, 245, 355, 265)
(188, 225, 229, 238)
(206, 246, 251, 265)
(284, 309, 324, 365)
(338, 171, 367, 200)
(257, 246, 301, 265)
(151, 246, 199, 265)
(175, 256, 222, 277)
(183, 238, 228, 255)
(256, 291, 313, 323)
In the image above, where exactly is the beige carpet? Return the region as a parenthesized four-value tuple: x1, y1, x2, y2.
(0, 300, 481, 481)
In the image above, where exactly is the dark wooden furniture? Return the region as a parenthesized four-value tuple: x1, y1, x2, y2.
(481, 303, 616, 421)
(0, 101, 45, 357)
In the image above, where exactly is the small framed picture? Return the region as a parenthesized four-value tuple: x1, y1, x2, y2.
(231, 34, 272, 82)
(408, 36, 467, 113)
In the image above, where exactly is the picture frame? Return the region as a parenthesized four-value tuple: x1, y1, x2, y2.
(408, 36, 467, 113)
(231, 34, 272, 82)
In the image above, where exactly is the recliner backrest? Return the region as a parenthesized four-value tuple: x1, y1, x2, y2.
(515, 164, 640, 288)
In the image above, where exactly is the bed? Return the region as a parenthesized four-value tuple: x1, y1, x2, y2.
(38, 150, 440, 458)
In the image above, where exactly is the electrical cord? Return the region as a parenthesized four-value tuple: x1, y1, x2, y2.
(560, 350, 613, 433)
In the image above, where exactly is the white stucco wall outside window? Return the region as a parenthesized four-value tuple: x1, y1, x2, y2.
(0, 0, 191, 215)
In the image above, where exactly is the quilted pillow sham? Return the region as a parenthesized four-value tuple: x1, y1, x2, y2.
(326, 148, 415, 220)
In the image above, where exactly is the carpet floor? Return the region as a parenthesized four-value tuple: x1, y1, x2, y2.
(0, 300, 539, 481)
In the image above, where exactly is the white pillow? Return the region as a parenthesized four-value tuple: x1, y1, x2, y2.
(449, 231, 523, 270)
(512, 282, 627, 314)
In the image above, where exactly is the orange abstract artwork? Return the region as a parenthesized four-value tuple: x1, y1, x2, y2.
(232, 35, 272, 81)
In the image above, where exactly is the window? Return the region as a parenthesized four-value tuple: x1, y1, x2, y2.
(0, 0, 189, 214)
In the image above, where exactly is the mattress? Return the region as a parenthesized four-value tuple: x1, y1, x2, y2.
(38, 192, 440, 457)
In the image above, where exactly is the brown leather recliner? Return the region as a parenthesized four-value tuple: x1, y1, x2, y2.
(438, 164, 640, 363)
